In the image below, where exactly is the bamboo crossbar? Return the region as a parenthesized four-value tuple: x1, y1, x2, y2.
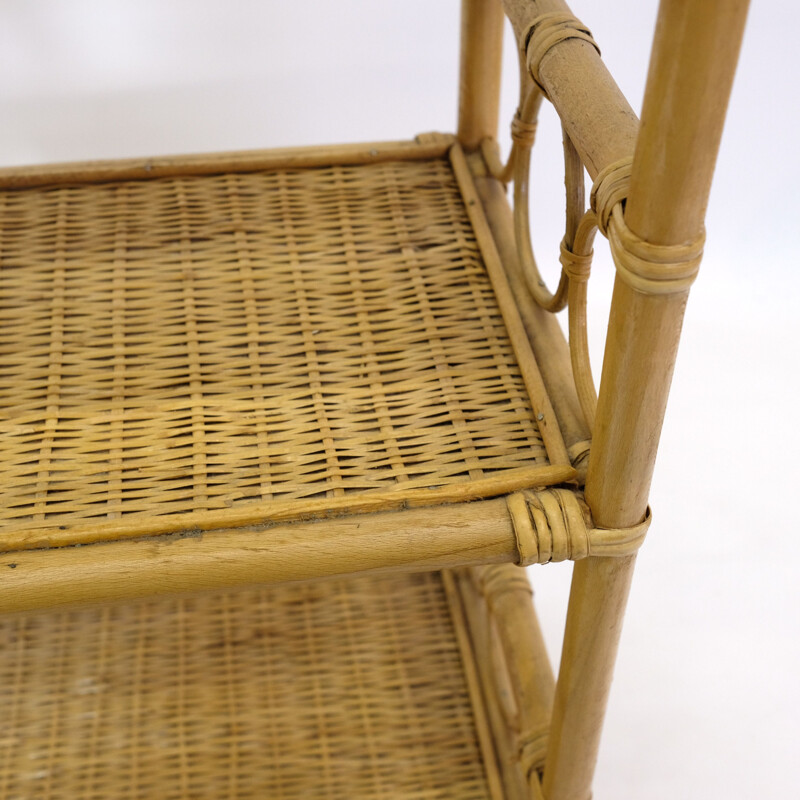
(0, 484, 654, 614)
(0, 464, 574, 554)
(0, 135, 455, 189)
(0, 500, 519, 614)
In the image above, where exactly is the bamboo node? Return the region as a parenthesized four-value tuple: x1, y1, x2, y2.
(518, 726, 549, 777)
(609, 211, 706, 295)
(559, 237, 592, 282)
(590, 156, 633, 237)
(507, 488, 650, 566)
(523, 12, 600, 93)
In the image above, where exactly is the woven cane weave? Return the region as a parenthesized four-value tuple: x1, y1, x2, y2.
(0, 571, 493, 800)
(0, 154, 554, 550)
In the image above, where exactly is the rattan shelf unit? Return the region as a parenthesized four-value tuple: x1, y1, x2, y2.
(0, 1, 747, 799)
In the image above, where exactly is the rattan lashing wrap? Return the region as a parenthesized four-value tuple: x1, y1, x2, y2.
(0, 572, 494, 799)
(0, 153, 560, 550)
(507, 488, 651, 565)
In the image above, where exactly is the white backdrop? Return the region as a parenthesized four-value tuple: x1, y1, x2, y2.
(1, 2, 797, 798)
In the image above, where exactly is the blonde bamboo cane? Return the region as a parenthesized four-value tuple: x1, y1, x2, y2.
(543, 3, 750, 798)
(0, 136, 455, 189)
(451, 145, 571, 469)
(502, 0, 638, 178)
(0, 499, 517, 614)
(458, 0, 505, 149)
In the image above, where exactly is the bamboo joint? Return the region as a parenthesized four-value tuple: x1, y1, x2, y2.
(507, 488, 651, 565)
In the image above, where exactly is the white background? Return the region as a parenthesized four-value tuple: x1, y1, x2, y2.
(1, 2, 798, 798)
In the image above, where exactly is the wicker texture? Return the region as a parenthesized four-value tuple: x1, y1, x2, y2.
(0, 156, 551, 548)
(0, 572, 494, 800)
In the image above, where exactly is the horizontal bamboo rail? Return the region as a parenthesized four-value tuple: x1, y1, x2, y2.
(0, 464, 574, 554)
(0, 500, 515, 614)
(0, 135, 455, 189)
(0, 485, 653, 614)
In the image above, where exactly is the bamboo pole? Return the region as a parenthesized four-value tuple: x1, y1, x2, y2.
(542, 3, 750, 799)
(0, 499, 518, 614)
(458, 0, 505, 149)
(0, 135, 456, 189)
(502, 0, 638, 179)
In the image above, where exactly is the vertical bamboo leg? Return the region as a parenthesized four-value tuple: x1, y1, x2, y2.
(458, 0, 505, 148)
(541, 555, 636, 797)
(542, 2, 749, 798)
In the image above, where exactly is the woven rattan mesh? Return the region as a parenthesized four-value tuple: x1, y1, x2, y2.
(0, 155, 548, 545)
(0, 571, 492, 800)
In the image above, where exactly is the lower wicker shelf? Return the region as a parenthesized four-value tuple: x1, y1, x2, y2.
(0, 571, 507, 800)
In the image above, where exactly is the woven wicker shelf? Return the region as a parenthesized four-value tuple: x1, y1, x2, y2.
(0, 0, 748, 795)
(0, 137, 569, 560)
(0, 570, 508, 800)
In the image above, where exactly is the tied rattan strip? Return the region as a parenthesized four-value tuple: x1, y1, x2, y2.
(608, 212, 705, 295)
(510, 114, 538, 147)
(558, 236, 592, 283)
(589, 156, 634, 237)
(0, 572, 495, 800)
(518, 727, 550, 780)
(590, 156, 704, 294)
(507, 488, 651, 565)
(0, 152, 562, 548)
(523, 12, 600, 92)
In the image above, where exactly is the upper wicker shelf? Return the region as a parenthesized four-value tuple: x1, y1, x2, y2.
(0, 136, 572, 557)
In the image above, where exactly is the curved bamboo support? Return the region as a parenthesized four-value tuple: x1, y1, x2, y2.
(564, 211, 599, 431)
(512, 91, 572, 311)
(466, 564, 554, 799)
(481, 34, 601, 436)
